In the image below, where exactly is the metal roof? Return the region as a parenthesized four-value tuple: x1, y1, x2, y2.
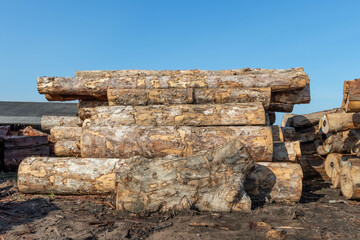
(0, 101, 78, 125)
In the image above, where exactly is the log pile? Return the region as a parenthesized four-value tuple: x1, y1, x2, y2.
(17, 67, 311, 212)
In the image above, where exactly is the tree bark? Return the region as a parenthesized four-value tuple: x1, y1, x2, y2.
(321, 112, 360, 134)
(18, 157, 123, 194)
(267, 112, 276, 125)
(41, 116, 82, 131)
(341, 79, 360, 112)
(54, 141, 80, 157)
(81, 103, 266, 127)
(81, 126, 273, 162)
(271, 84, 310, 104)
(324, 154, 358, 188)
(244, 162, 303, 203)
(267, 103, 294, 113)
(271, 126, 296, 142)
(299, 155, 327, 180)
(50, 127, 82, 141)
(294, 126, 320, 143)
(78, 100, 108, 108)
(116, 140, 254, 213)
(323, 129, 360, 153)
(273, 141, 301, 162)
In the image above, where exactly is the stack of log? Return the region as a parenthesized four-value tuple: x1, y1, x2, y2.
(18, 68, 310, 212)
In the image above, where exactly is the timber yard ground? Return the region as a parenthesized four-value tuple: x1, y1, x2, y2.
(1, 172, 360, 240)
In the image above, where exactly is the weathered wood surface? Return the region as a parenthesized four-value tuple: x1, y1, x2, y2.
(324, 154, 358, 188)
(267, 103, 294, 113)
(321, 112, 360, 134)
(41, 116, 82, 131)
(44, 94, 106, 101)
(294, 126, 319, 143)
(50, 127, 82, 141)
(300, 141, 327, 155)
(19, 126, 48, 137)
(340, 163, 360, 199)
(3, 136, 48, 148)
(116, 140, 254, 213)
(271, 84, 310, 104)
(273, 141, 301, 162)
(271, 126, 296, 142)
(18, 157, 123, 194)
(54, 141, 80, 157)
(78, 100, 108, 108)
(267, 112, 276, 126)
(299, 155, 327, 180)
(81, 126, 273, 162)
(81, 103, 266, 127)
(37, 68, 309, 99)
(341, 79, 360, 112)
(244, 162, 303, 203)
(0, 125, 11, 136)
(323, 129, 360, 153)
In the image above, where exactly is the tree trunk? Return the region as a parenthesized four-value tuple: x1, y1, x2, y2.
(341, 79, 360, 112)
(78, 100, 108, 108)
(271, 126, 296, 142)
(116, 140, 254, 213)
(244, 162, 303, 203)
(50, 127, 82, 141)
(80, 103, 266, 127)
(41, 116, 82, 131)
(300, 141, 326, 155)
(294, 126, 320, 143)
(340, 163, 360, 199)
(267, 103, 294, 113)
(299, 155, 327, 180)
(281, 114, 296, 127)
(273, 141, 301, 162)
(271, 84, 310, 104)
(323, 129, 360, 153)
(45, 94, 106, 101)
(325, 154, 358, 188)
(81, 126, 273, 162)
(54, 141, 80, 157)
(321, 112, 360, 134)
(18, 157, 123, 194)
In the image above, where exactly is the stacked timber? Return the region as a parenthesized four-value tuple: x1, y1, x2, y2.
(17, 67, 311, 212)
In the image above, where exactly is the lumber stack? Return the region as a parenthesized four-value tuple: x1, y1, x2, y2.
(17, 68, 310, 212)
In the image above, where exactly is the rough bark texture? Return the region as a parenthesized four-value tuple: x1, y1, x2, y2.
(294, 126, 320, 143)
(244, 162, 303, 203)
(271, 126, 296, 142)
(50, 127, 82, 142)
(300, 141, 326, 155)
(321, 112, 360, 134)
(78, 100, 108, 108)
(44, 94, 106, 101)
(116, 140, 254, 213)
(324, 154, 357, 188)
(41, 116, 82, 131)
(267, 103, 294, 113)
(18, 157, 123, 195)
(54, 141, 81, 157)
(341, 79, 360, 112)
(273, 141, 301, 162)
(340, 164, 360, 199)
(81, 103, 266, 127)
(81, 126, 273, 162)
(299, 155, 327, 180)
(271, 84, 310, 104)
(323, 129, 360, 153)
(267, 112, 276, 126)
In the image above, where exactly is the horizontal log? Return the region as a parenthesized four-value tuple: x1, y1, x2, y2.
(45, 94, 106, 101)
(54, 141, 80, 157)
(299, 155, 327, 180)
(273, 141, 301, 162)
(3, 136, 48, 148)
(244, 162, 303, 203)
(321, 112, 360, 134)
(267, 103, 294, 113)
(50, 127, 82, 141)
(271, 126, 296, 142)
(78, 100, 108, 108)
(116, 140, 254, 212)
(271, 84, 310, 104)
(81, 103, 266, 127)
(300, 141, 326, 155)
(41, 116, 82, 131)
(324, 129, 360, 153)
(81, 126, 273, 162)
(18, 157, 123, 194)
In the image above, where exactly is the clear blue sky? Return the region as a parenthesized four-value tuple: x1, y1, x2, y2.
(1, 0, 360, 121)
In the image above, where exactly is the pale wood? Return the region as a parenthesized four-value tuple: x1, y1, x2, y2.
(267, 103, 294, 113)
(340, 163, 360, 199)
(18, 157, 123, 194)
(81, 103, 266, 127)
(81, 126, 273, 162)
(116, 140, 254, 213)
(41, 116, 82, 131)
(54, 141, 80, 157)
(271, 84, 310, 104)
(341, 79, 360, 112)
(50, 127, 82, 141)
(271, 126, 296, 142)
(323, 129, 360, 153)
(244, 162, 303, 203)
(273, 141, 301, 162)
(321, 112, 360, 134)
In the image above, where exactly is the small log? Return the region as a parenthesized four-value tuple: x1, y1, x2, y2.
(273, 141, 301, 162)
(271, 126, 296, 142)
(267, 103, 294, 113)
(340, 163, 360, 199)
(299, 155, 327, 180)
(0, 125, 11, 136)
(116, 140, 254, 213)
(18, 126, 48, 137)
(18, 157, 123, 194)
(341, 79, 360, 112)
(50, 127, 82, 141)
(81, 126, 273, 162)
(323, 129, 360, 153)
(321, 112, 360, 134)
(41, 116, 82, 131)
(54, 141, 80, 157)
(324, 154, 356, 179)
(81, 103, 266, 127)
(271, 83, 310, 104)
(244, 162, 303, 203)
(3, 136, 48, 148)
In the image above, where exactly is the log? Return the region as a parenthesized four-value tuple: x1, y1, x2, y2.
(321, 112, 360, 134)
(323, 129, 360, 153)
(3, 136, 48, 148)
(271, 83, 311, 104)
(271, 126, 296, 142)
(0, 125, 11, 136)
(244, 162, 303, 203)
(300, 141, 326, 155)
(299, 155, 327, 180)
(50, 127, 82, 141)
(267, 112, 276, 126)
(18, 157, 124, 194)
(294, 126, 320, 143)
(273, 141, 301, 162)
(44, 94, 106, 101)
(267, 103, 294, 113)
(341, 79, 360, 112)
(78, 100, 108, 108)
(41, 116, 82, 131)
(281, 114, 296, 127)
(116, 140, 254, 213)
(54, 141, 80, 157)
(19, 126, 48, 137)
(81, 103, 266, 127)
(38, 68, 309, 99)
(324, 154, 358, 188)
(81, 126, 273, 162)
(340, 163, 360, 199)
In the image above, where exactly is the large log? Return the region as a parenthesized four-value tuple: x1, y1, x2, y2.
(271, 83, 311, 104)
(267, 112, 276, 125)
(44, 94, 106, 101)
(81, 126, 273, 162)
(54, 141, 80, 157)
(50, 127, 82, 141)
(273, 141, 301, 162)
(267, 103, 294, 113)
(294, 126, 320, 143)
(341, 79, 360, 112)
(116, 140, 254, 213)
(41, 116, 82, 131)
(271, 126, 296, 142)
(323, 129, 360, 153)
(244, 162, 303, 203)
(300, 141, 326, 155)
(299, 155, 327, 180)
(324, 154, 358, 188)
(18, 157, 123, 194)
(78, 100, 108, 108)
(81, 103, 266, 127)
(321, 112, 360, 134)
(340, 162, 360, 199)
(38, 68, 309, 99)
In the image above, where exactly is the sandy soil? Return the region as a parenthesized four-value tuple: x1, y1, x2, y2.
(1, 172, 360, 240)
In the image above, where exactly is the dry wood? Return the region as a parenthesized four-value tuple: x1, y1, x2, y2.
(18, 126, 48, 137)
(294, 126, 320, 143)
(54, 141, 80, 157)
(244, 162, 303, 203)
(341, 79, 360, 112)
(321, 112, 360, 134)
(323, 129, 360, 153)
(271, 83, 310, 104)
(116, 140, 254, 213)
(330, 156, 360, 189)
(273, 141, 301, 162)
(267, 103, 294, 113)
(18, 157, 123, 194)
(78, 100, 108, 108)
(44, 94, 106, 101)
(81, 126, 273, 162)
(281, 114, 296, 127)
(50, 127, 82, 142)
(41, 116, 82, 131)
(271, 126, 296, 142)
(81, 103, 266, 127)
(340, 162, 360, 199)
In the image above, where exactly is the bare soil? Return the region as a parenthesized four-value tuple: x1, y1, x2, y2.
(1, 172, 360, 240)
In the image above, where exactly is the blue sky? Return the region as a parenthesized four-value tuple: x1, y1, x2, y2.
(1, 0, 359, 121)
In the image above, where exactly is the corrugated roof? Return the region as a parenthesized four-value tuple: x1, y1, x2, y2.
(0, 101, 78, 125)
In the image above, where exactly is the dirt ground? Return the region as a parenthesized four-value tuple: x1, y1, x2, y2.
(1, 172, 360, 240)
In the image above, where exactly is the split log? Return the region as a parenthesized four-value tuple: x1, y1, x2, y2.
(81, 103, 266, 127)
(323, 129, 360, 153)
(271, 126, 296, 142)
(341, 79, 360, 112)
(273, 141, 301, 162)
(267, 103, 294, 113)
(321, 112, 360, 134)
(299, 155, 327, 180)
(41, 116, 82, 131)
(3, 136, 48, 148)
(271, 83, 311, 104)
(81, 126, 273, 162)
(244, 162, 303, 203)
(116, 140, 254, 213)
(50, 127, 82, 141)
(54, 141, 80, 157)
(340, 162, 360, 199)
(0, 125, 11, 136)
(18, 157, 123, 194)
(78, 100, 108, 108)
